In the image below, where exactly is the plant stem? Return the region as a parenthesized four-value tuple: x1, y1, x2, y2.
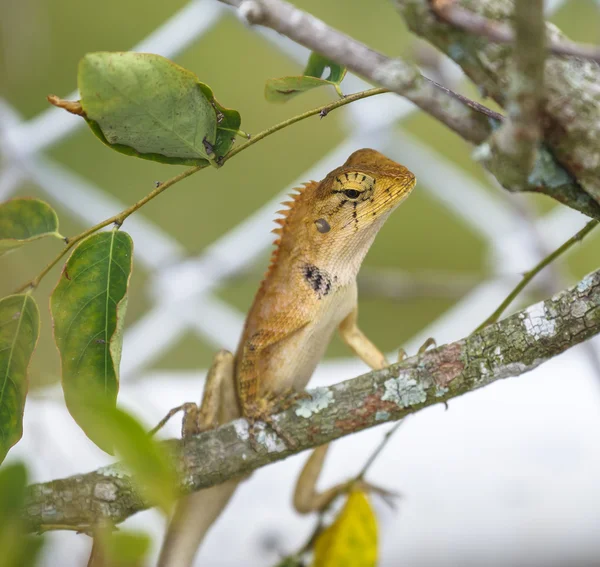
(475, 219, 599, 332)
(14, 165, 205, 293)
(15, 87, 387, 293)
(356, 420, 404, 481)
(221, 87, 387, 163)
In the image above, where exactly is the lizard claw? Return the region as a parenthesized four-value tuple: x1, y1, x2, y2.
(355, 479, 402, 509)
(150, 401, 218, 439)
(396, 337, 436, 363)
(149, 402, 201, 437)
(244, 391, 300, 451)
(417, 337, 436, 356)
(397, 348, 408, 363)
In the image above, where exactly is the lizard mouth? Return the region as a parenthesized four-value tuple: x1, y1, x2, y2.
(368, 175, 416, 217)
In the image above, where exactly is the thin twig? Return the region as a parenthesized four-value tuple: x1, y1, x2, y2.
(475, 219, 599, 332)
(14, 86, 387, 293)
(356, 421, 404, 481)
(14, 166, 205, 293)
(431, 0, 600, 62)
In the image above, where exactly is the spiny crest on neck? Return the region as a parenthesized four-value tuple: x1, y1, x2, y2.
(261, 180, 318, 280)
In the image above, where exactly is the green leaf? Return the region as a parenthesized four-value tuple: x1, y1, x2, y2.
(212, 99, 242, 162)
(312, 490, 378, 567)
(51, 230, 133, 453)
(265, 76, 334, 103)
(92, 528, 151, 567)
(265, 52, 347, 103)
(0, 463, 45, 567)
(89, 405, 178, 515)
(0, 295, 40, 464)
(304, 52, 347, 85)
(106, 530, 151, 566)
(78, 52, 241, 165)
(0, 198, 60, 255)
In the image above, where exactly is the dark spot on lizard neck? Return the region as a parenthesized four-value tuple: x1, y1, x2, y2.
(302, 263, 337, 299)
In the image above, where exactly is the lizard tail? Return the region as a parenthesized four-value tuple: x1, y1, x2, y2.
(157, 480, 240, 567)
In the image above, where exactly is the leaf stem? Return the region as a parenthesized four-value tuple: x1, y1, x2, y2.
(15, 86, 387, 293)
(355, 420, 404, 481)
(14, 165, 204, 292)
(474, 219, 599, 332)
(221, 87, 387, 164)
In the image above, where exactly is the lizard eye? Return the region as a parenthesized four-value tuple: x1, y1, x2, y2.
(343, 189, 361, 199)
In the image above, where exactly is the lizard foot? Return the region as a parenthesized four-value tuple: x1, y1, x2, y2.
(244, 391, 302, 451)
(354, 479, 401, 509)
(397, 336, 437, 363)
(150, 402, 214, 438)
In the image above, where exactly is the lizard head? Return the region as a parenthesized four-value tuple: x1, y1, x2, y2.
(270, 148, 416, 284)
(313, 148, 416, 233)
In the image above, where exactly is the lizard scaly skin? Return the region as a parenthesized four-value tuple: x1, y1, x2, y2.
(157, 148, 416, 566)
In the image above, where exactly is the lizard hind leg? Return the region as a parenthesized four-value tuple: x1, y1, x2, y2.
(150, 349, 235, 439)
(293, 444, 399, 515)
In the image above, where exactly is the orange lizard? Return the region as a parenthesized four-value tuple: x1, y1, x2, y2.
(157, 148, 417, 566)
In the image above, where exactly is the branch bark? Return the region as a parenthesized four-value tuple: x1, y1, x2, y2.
(395, 0, 600, 209)
(431, 0, 600, 62)
(218, 0, 600, 220)
(483, 0, 546, 185)
(25, 268, 600, 532)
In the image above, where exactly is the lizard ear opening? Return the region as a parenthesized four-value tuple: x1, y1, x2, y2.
(314, 218, 331, 233)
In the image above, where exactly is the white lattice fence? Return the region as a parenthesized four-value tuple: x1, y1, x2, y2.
(1, 1, 600, 565)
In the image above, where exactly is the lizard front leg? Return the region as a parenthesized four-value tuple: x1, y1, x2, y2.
(237, 318, 310, 447)
(338, 307, 389, 370)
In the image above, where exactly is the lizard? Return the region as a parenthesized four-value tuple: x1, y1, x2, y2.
(157, 148, 417, 567)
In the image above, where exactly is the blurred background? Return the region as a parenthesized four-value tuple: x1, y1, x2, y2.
(2, 0, 600, 565)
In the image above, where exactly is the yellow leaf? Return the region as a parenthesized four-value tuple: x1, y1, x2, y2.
(312, 489, 378, 567)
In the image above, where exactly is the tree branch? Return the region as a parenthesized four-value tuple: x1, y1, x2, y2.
(395, 0, 600, 209)
(222, 0, 498, 144)
(483, 0, 546, 185)
(218, 0, 600, 220)
(431, 0, 600, 62)
(24, 268, 600, 532)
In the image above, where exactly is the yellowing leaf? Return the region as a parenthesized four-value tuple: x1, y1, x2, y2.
(51, 231, 133, 453)
(312, 490, 378, 567)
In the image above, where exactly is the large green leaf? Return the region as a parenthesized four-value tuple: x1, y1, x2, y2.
(0, 463, 44, 567)
(78, 52, 241, 165)
(51, 230, 133, 453)
(0, 295, 40, 464)
(0, 199, 61, 255)
(89, 406, 178, 515)
(265, 52, 347, 103)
